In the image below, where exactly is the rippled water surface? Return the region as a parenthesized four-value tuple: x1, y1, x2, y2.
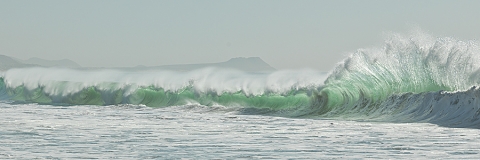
(1, 103, 480, 159)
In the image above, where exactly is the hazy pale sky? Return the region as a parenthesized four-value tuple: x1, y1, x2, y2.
(1, 0, 480, 70)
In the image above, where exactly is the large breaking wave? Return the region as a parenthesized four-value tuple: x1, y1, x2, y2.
(0, 68, 326, 112)
(315, 32, 480, 128)
(2, 32, 480, 128)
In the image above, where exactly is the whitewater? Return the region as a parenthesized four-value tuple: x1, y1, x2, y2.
(2, 32, 480, 159)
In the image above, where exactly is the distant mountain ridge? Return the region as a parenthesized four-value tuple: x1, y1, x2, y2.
(0, 55, 81, 71)
(0, 55, 36, 70)
(21, 57, 82, 68)
(0, 55, 275, 72)
(128, 57, 276, 72)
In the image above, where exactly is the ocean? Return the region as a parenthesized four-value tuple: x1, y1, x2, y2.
(1, 33, 480, 159)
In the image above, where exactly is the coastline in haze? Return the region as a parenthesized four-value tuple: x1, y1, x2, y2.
(0, 55, 275, 72)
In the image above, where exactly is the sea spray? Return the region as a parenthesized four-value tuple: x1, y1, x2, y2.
(320, 32, 480, 116)
(2, 32, 480, 127)
(0, 68, 326, 111)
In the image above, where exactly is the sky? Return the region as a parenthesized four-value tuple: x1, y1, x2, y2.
(1, 0, 480, 71)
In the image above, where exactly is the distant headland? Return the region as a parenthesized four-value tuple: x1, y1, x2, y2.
(0, 55, 276, 72)
(0, 55, 81, 70)
(125, 57, 276, 72)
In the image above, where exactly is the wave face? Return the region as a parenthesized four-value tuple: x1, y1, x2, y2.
(2, 32, 480, 128)
(0, 68, 327, 116)
(316, 32, 480, 128)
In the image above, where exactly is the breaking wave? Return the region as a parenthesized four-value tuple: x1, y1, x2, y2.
(2, 31, 480, 128)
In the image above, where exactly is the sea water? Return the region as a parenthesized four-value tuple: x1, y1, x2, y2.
(2, 32, 480, 159)
(1, 103, 479, 159)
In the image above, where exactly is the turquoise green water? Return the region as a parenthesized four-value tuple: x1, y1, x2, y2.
(1, 33, 480, 127)
(2, 33, 480, 159)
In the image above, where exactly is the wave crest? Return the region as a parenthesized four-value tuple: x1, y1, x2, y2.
(321, 32, 480, 115)
(2, 31, 480, 128)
